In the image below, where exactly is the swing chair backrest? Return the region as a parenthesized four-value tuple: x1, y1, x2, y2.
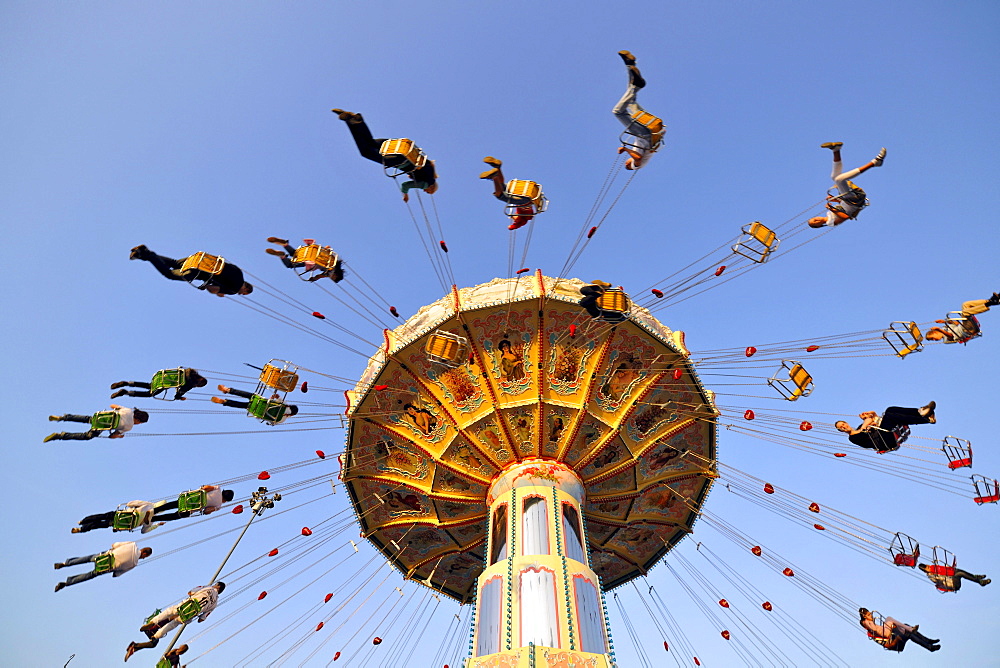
(177, 489, 208, 514)
(149, 368, 186, 399)
(865, 612, 905, 651)
(972, 475, 999, 504)
(890, 532, 920, 567)
(247, 394, 288, 425)
(259, 363, 299, 393)
(93, 552, 116, 574)
(425, 331, 469, 367)
(177, 597, 202, 623)
(891, 424, 910, 450)
(292, 245, 339, 272)
(379, 138, 427, 176)
(768, 361, 813, 401)
(628, 109, 665, 148)
(112, 509, 141, 532)
(826, 184, 869, 218)
(596, 289, 631, 315)
(943, 311, 981, 343)
(942, 435, 973, 469)
(179, 252, 226, 289)
(503, 180, 548, 215)
(732, 221, 780, 263)
(90, 410, 121, 431)
(882, 321, 923, 358)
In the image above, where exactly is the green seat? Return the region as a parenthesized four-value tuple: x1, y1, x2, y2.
(177, 597, 202, 623)
(112, 510, 140, 531)
(247, 393, 288, 424)
(90, 411, 121, 431)
(177, 490, 207, 513)
(93, 552, 116, 574)
(150, 368, 185, 395)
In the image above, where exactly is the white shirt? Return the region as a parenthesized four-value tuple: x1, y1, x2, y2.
(188, 586, 219, 621)
(204, 487, 223, 512)
(108, 541, 140, 576)
(123, 500, 158, 533)
(112, 406, 135, 434)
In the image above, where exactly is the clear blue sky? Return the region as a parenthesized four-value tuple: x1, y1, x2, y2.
(2, 2, 998, 666)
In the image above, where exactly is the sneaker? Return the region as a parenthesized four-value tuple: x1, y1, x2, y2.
(266, 236, 288, 245)
(820, 142, 843, 151)
(482, 156, 503, 168)
(873, 147, 887, 166)
(265, 248, 286, 257)
(479, 168, 500, 180)
(129, 244, 149, 260)
(43, 433, 61, 443)
(110, 389, 128, 399)
(54, 582, 66, 593)
(49, 415, 62, 421)
(628, 65, 646, 89)
(618, 50, 636, 66)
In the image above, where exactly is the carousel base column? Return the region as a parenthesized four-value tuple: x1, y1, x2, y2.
(467, 645, 613, 668)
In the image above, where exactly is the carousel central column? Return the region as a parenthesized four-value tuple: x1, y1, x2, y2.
(468, 459, 615, 667)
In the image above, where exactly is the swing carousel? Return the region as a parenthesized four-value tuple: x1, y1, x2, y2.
(341, 274, 717, 663)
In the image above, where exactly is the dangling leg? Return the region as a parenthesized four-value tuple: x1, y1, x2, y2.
(111, 388, 152, 398)
(112, 379, 152, 398)
(75, 511, 116, 533)
(57, 553, 100, 568)
(832, 147, 887, 194)
(59, 569, 102, 589)
(579, 286, 604, 318)
(44, 430, 97, 442)
(480, 157, 506, 199)
(961, 298, 993, 316)
(954, 568, 990, 586)
(138, 252, 187, 281)
(332, 110, 384, 164)
(882, 405, 933, 428)
(51, 414, 93, 424)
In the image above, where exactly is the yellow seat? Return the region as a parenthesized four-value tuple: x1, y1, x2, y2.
(503, 179, 548, 219)
(379, 138, 427, 176)
(180, 252, 225, 276)
(259, 361, 299, 393)
(732, 221, 779, 263)
(630, 110, 665, 148)
(291, 244, 339, 271)
(882, 321, 923, 358)
(425, 331, 469, 367)
(597, 289, 630, 313)
(768, 360, 814, 401)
